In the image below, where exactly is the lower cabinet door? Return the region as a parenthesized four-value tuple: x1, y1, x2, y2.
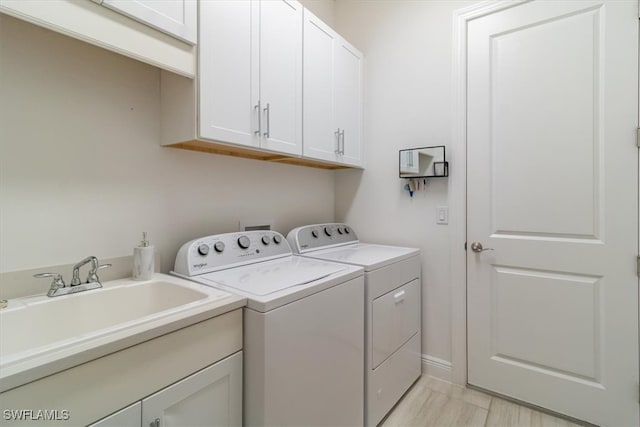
(89, 402, 141, 427)
(142, 352, 243, 427)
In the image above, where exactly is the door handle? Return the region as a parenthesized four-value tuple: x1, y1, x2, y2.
(340, 129, 345, 154)
(335, 128, 341, 154)
(394, 290, 406, 303)
(470, 242, 494, 253)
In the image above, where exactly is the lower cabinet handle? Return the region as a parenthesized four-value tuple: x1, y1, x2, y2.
(151, 418, 160, 427)
(394, 290, 406, 303)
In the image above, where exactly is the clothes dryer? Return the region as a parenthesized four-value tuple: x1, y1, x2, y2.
(173, 230, 364, 426)
(288, 223, 421, 426)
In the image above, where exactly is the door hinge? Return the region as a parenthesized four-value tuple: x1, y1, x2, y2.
(464, 241, 467, 251)
(637, 256, 640, 278)
(636, 128, 640, 147)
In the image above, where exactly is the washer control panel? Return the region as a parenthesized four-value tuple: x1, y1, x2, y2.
(287, 223, 358, 253)
(174, 231, 291, 276)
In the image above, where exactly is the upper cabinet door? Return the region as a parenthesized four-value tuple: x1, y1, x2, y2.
(302, 10, 363, 167)
(259, 0, 303, 156)
(102, 0, 197, 44)
(302, 9, 338, 162)
(335, 38, 363, 167)
(199, 0, 260, 148)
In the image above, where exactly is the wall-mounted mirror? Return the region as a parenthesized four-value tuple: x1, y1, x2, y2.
(399, 145, 448, 178)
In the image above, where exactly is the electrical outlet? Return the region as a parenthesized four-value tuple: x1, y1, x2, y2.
(436, 206, 448, 225)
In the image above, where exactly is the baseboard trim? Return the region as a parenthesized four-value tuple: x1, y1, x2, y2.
(422, 355, 452, 382)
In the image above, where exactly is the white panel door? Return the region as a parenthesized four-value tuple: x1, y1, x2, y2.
(259, 0, 303, 155)
(142, 352, 242, 427)
(102, 0, 197, 44)
(467, 1, 638, 425)
(335, 37, 363, 167)
(199, 0, 260, 148)
(302, 9, 339, 163)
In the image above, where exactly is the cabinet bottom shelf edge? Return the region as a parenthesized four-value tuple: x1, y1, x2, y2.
(163, 139, 356, 170)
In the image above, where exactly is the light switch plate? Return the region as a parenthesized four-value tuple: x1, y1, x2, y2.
(436, 206, 448, 225)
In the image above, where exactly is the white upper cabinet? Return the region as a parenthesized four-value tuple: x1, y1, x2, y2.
(198, 0, 302, 156)
(335, 38, 363, 166)
(161, 1, 361, 169)
(199, 0, 259, 149)
(259, 0, 303, 155)
(0, 0, 196, 77)
(303, 9, 363, 167)
(101, 0, 197, 45)
(303, 11, 338, 162)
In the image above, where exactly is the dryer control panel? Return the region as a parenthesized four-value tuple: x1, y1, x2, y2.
(174, 231, 291, 277)
(287, 223, 359, 254)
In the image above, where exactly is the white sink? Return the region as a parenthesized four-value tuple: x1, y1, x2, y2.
(0, 274, 245, 392)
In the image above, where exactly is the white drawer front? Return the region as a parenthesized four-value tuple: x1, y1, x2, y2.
(371, 279, 420, 368)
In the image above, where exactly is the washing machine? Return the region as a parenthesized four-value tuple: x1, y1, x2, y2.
(287, 223, 421, 426)
(172, 230, 364, 426)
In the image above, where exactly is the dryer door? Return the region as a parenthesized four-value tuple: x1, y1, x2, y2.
(371, 279, 420, 368)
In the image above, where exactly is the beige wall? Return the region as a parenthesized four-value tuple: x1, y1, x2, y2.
(300, 0, 336, 27)
(334, 0, 476, 378)
(0, 15, 335, 277)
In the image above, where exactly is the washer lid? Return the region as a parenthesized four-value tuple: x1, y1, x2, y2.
(306, 243, 420, 271)
(194, 256, 363, 312)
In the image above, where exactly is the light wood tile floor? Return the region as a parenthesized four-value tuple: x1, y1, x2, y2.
(381, 376, 584, 427)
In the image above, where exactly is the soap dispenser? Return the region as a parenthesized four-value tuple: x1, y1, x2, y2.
(133, 232, 154, 281)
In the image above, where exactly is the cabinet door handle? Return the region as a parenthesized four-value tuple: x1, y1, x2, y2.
(151, 418, 160, 427)
(394, 290, 406, 303)
(335, 128, 341, 154)
(263, 103, 270, 139)
(254, 101, 261, 135)
(340, 129, 345, 154)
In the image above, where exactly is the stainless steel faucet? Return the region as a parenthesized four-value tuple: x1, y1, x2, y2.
(34, 256, 111, 297)
(70, 256, 99, 286)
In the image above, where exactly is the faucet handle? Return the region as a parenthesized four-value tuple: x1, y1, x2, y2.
(34, 273, 66, 290)
(86, 263, 111, 284)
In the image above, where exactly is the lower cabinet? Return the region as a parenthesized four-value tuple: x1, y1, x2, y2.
(90, 352, 242, 427)
(89, 403, 140, 427)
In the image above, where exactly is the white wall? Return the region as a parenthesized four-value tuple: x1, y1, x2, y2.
(334, 0, 476, 379)
(0, 15, 335, 278)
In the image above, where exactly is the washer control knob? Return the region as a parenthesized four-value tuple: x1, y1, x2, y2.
(311, 229, 319, 238)
(324, 227, 333, 237)
(262, 236, 271, 245)
(237, 236, 250, 249)
(214, 242, 225, 253)
(197, 244, 209, 256)
(337, 227, 344, 235)
(273, 235, 282, 244)
(344, 226, 351, 234)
